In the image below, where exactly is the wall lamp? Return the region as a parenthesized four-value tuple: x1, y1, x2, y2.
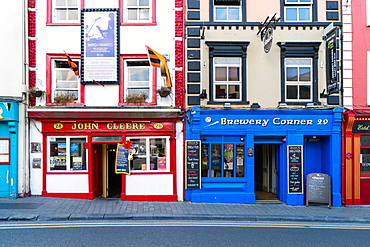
(278, 102, 288, 108)
(199, 89, 207, 99)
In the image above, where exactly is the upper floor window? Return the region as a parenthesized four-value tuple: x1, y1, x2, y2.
(121, 0, 156, 25)
(284, 0, 312, 22)
(120, 55, 157, 105)
(214, 58, 241, 101)
(285, 58, 312, 101)
(47, 0, 83, 25)
(214, 0, 241, 22)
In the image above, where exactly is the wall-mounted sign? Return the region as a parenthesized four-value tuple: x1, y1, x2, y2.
(81, 8, 120, 85)
(263, 27, 274, 53)
(186, 140, 201, 189)
(287, 145, 303, 194)
(116, 144, 130, 174)
(0, 139, 10, 164)
(326, 27, 340, 94)
(352, 121, 370, 134)
(257, 13, 280, 53)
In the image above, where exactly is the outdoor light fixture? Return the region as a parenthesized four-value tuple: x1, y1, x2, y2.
(278, 102, 288, 108)
(224, 103, 231, 108)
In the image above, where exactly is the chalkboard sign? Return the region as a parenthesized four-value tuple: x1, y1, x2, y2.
(287, 145, 303, 194)
(306, 173, 331, 208)
(186, 140, 201, 189)
(116, 144, 130, 174)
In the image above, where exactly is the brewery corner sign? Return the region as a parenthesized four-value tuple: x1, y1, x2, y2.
(257, 13, 281, 53)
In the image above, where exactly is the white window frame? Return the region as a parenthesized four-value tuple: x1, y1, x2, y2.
(124, 0, 152, 23)
(284, 0, 312, 22)
(52, 59, 81, 103)
(214, 0, 242, 22)
(47, 136, 88, 172)
(124, 59, 152, 103)
(285, 58, 313, 102)
(213, 57, 242, 102)
(52, 0, 80, 23)
(127, 136, 170, 172)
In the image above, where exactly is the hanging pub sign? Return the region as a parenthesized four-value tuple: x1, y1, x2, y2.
(186, 140, 201, 189)
(352, 121, 370, 134)
(257, 13, 280, 53)
(81, 8, 120, 85)
(325, 27, 340, 94)
(287, 145, 303, 194)
(115, 141, 133, 175)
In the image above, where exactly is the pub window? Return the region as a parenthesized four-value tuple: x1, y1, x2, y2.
(360, 136, 370, 175)
(47, 0, 82, 25)
(48, 136, 87, 171)
(122, 0, 156, 24)
(201, 143, 244, 178)
(127, 136, 169, 172)
(285, 58, 312, 102)
(52, 59, 80, 104)
(214, 0, 242, 22)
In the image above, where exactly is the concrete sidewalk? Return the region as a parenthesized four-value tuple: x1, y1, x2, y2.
(0, 196, 370, 223)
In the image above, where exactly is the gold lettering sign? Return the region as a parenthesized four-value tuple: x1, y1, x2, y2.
(153, 123, 164, 129)
(53, 123, 63, 130)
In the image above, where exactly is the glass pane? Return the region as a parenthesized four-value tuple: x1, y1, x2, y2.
(299, 67, 311, 81)
(128, 67, 149, 85)
(299, 85, 310, 99)
(361, 148, 370, 175)
(150, 138, 167, 170)
(224, 144, 234, 177)
(68, 0, 78, 6)
(50, 138, 67, 170)
(215, 7, 227, 20)
(127, 0, 137, 6)
(70, 138, 86, 171)
(127, 9, 137, 20)
(228, 67, 239, 81)
(299, 8, 310, 21)
(286, 8, 297, 21)
(92, 136, 122, 142)
(201, 144, 209, 177)
(215, 85, 227, 99)
(139, 9, 149, 20)
(287, 85, 298, 99)
(139, 0, 149, 6)
(214, 57, 240, 65)
(56, 10, 67, 20)
(361, 136, 370, 146)
(215, 67, 227, 81)
(286, 67, 298, 81)
(68, 10, 78, 20)
(211, 144, 222, 177)
(228, 85, 240, 99)
(131, 138, 147, 171)
(228, 7, 240, 20)
(56, 0, 66, 7)
(236, 144, 244, 177)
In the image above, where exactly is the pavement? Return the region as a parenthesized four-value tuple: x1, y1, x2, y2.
(1, 196, 370, 223)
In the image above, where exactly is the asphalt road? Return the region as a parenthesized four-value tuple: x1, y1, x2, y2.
(0, 221, 369, 247)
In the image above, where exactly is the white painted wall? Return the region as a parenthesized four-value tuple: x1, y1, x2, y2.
(46, 174, 89, 193)
(126, 174, 173, 195)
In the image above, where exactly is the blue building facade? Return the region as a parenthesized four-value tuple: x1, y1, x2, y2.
(185, 107, 342, 206)
(0, 102, 19, 198)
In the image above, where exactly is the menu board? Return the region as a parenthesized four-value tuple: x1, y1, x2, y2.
(306, 173, 331, 207)
(287, 145, 303, 194)
(116, 144, 129, 174)
(186, 140, 201, 189)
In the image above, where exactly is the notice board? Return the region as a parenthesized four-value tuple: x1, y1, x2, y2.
(306, 173, 331, 208)
(186, 140, 201, 189)
(287, 145, 303, 194)
(116, 144, 130, 174)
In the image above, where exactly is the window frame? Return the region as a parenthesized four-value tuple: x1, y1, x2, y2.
(46, 53, 85, 105)
(47, 136, 88, 173)
(47, 0, 85, 26)
(213, 1, 242, 22)
(284, 58, 313, 102)
(120, 0, 157, 26)
(126, 136, 170, 173)
(282, 0, 316, 22)
(119, 54, 157, 105)
(206, 41, 249, 104)
(210, 0, 245, 23)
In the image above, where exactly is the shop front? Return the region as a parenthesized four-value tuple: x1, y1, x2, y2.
(185, 106, 342, 206)
(343, 110, 370, 205)
(0, 102, 19, 198)
(28, 109, 183, 201)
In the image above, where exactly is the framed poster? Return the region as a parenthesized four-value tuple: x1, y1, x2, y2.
(116, 143, 130, 175)
(81, 8, 120, 84)
(287, 145, 303, 194)
(0, 139, 10, 164)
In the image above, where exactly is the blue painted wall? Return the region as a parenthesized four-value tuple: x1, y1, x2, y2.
(185, 107, 342, 206)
